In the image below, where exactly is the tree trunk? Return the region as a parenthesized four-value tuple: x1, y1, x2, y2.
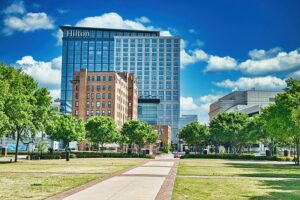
(296, 141, 300, 165)
(101, 143, 104, 153)
(14, 129, 21, 162)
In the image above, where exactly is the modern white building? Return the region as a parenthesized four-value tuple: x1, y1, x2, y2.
(208, 89, 280, 155)
(209, 90, 279, 119)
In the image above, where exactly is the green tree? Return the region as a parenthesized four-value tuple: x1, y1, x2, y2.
(261, 78, 300, 164)
(0, 78, 11, 136)
(121, 120, 158, 153)
(209, 112, 248, 153)
(46, 114, 85, 148)
(85, 116, 119, 152)
(179, 122, 209, 153)
(37, 140, 49, 157)
(1, 64, 53, 162)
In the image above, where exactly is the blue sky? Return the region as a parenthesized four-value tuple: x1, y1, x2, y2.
(1, 0, 300, 122)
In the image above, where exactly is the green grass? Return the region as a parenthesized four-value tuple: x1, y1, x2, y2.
(0, 158, 144, 199)
(173, 159, 300, 200)
(178, 159, 300, 178)
(0, 158, 143, 174)
(0, 174, 98, 200)
(173, 177, 300, 200)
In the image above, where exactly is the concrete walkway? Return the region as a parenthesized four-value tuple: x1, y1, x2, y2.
(58, 159, 178, 200)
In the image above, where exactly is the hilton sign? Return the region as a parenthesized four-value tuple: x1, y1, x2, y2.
(66, 30, 90, 37)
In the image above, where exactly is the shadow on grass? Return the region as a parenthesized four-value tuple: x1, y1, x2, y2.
(225, 162, 300, 199)
(248, 179, 300, 199)
(226, 162, 300, 178)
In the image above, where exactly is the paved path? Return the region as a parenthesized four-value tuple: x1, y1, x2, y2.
(51, 159, 178, 200)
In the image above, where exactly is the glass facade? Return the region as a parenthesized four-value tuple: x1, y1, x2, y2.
(138, 99, 160, 125)
(114, 36, 180, 141)
(60, 26, 180, 142)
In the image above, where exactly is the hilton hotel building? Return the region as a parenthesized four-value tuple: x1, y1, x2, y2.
(60, 26, 180, 142)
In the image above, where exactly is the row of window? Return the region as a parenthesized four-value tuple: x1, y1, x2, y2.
(86, 85, 112, 91)
(74, 93, 112, 99)
(115, 38, 180, 44)
(75, 101, 112, 108)
(87, 75, 112, 82)
(74, 110, 112, 116)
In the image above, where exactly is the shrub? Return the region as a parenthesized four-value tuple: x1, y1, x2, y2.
(10, 151, 155, 160)
(180, 153, 293, 161)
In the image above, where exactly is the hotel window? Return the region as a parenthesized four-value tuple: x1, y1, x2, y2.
(75, 110, 78, 116)
(96, 110, 100, 115)
(96, 102, 100, 107)
(102, 76, 106, 81)
(75, 85, 79, 91)
(108, 76, 112, 81)
(102, 110, 105, 116)
(108, 110, 111, 116)
(91, 110, 94, 116)
(97, 76, 101, 81)
(102, 102, 105, 108)
(96, 93, 100, 99)
(87, 93, 90, 99)
(108, 86, 112, 91)
(102, 93, 106, 99)
(75, 93, 79, 99)
(108, 101, 111, 108)
(87, 76, 90, 82)
(75, 101, 79, 107)
(87, 85, 90, 91)
(91, 101, 94, 107)
(96, 86, 101, 91)
(86, 110, 90, 116)
(91, 93, 94, 99)
(102, 86, 106, 91)
(91, 86, 94, 91)
(86, 101, 90, 107)
(108, 93, 111, 99)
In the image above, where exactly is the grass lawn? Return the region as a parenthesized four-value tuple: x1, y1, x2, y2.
(178, 159, 300, 178)
(0, 158, 145, 199)
(173, 159, 300, 200)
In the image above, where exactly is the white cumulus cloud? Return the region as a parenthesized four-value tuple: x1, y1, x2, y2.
(49, 89, 61, 100)
(3, 1, 26, 14)
(15, 56, 61, 89)
(289, 70, 300, 79)
(135, 16, 151, 24)
(239, 49, 300, 74)
(205, 55, 237, 72)
(215, 76, 287, 91)
(3, 12, 54, 35)
(181, 94, 223, 124)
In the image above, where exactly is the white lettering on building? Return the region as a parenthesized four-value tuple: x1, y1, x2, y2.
(66, 30, 90, 37)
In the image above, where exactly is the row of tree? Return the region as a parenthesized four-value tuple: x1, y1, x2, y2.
(179, 78, 300, 165)
(46, 115, 159, 154)
(0, 64, 158, 162)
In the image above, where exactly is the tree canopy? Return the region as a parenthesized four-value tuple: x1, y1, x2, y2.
(0, 64, 53, 161)
(179, 122, 209, 152)
(46, 114, 85, 147)
(85, 116, 119, 152)
(121, 120, 158, 153)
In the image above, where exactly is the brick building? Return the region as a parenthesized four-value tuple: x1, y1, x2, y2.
(72, 68, 138, 128)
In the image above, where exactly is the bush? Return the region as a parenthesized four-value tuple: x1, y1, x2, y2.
(9, 151, 154, 160)
(180, 153, 293, 161)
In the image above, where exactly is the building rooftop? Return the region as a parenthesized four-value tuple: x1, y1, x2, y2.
(59, 25, 160, 34)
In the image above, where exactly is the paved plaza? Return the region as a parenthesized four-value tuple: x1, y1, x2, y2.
(53, 159, 178, 200)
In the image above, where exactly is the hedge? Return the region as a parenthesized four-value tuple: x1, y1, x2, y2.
(181, 153, 293, 161)
(8, 151, 154, 160)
